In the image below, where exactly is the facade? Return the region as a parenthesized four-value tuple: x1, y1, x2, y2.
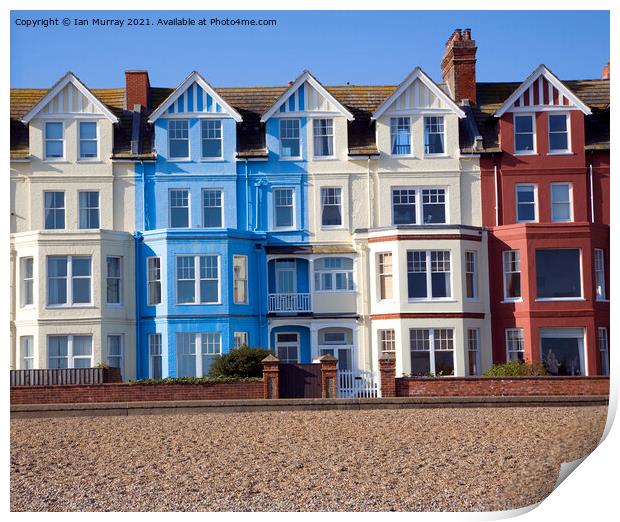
(9, 29, 610, 385)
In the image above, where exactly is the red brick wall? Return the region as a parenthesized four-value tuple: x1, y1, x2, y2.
(395, 377, 609, 397)
(10, 381, 264, 405)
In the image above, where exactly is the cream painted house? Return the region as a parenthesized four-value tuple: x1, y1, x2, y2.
(10, 72, 137, 379)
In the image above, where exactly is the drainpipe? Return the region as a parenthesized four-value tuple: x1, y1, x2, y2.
(244, 159, 250, 231)
(367, 157, 372, 228)
(493, 159, 499, 227)
(589, 159, 595, 223)
(134, 231, 143, 379)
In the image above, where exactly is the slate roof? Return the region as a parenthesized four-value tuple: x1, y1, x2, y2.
(10, 78, 609, 161)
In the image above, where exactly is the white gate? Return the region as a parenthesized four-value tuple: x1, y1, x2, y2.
(338, 370, 380, 398)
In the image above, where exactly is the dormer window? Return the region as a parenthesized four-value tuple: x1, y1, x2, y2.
(201, 119, 222, 159)
(280, 119, 300, 159)
(514, 114, 536, 154)
(313, 119, 334, 157)
(79, 122, 98, 159)
(44, 122, 64, 159)
(390, 117, 411, 155)
(169, 119, 190, 159)
(548, 113, 570, 153)
(424, 116, 445, 155)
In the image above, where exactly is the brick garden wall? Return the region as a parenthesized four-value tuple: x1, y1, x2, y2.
(395, 377, 610, 397)
(10, 381, 264, 405)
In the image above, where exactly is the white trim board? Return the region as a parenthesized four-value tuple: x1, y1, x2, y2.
(494, 64, 591, 117)
(21, 72, 119, 124)
(261, 69, 354, 123)
(148, 71, 242, 124)
(372, 67, 465, 120)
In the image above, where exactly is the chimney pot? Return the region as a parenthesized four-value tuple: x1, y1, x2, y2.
(602, 61, 610, 80)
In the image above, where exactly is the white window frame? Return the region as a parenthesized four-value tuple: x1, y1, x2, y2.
(390, 117, 412, 156)
(233, 255, 248, 305)
(539, 328, 586, 376)
(169, 188, 190, 228)
(391, 186, 448, 226)
(550, 182, 574, 223)
(548, 112, 571, 154)
(20, 336, 34, 369)
(423, 116, 446, 156)
(274, 259, 297, 294)
(502, 250, 522, 302)
(594, 248, 606, 301)
(78, 120, 99, 161)
(105, 256, 122, 306)
(147, 257, 162, 306)
(465, 251, 478, 300)
(535, 248, 584, 302)
(148, 333, 163, 379)
(406, 250, 452, 301)
(377, 252, 393, 301)
(313, 257, 354, 293)
(47, 255, 92, 307)
(43, 191, 65, 230)
(273, 187, 295, 230)
(44, 121, 65, 161)
(505, 328, 525, 362)
(202, 188, 224, 228)
(177, 332, 222, 377)
(175, 254, 221, 305)
(200, 119, 223, 160)
(466, 328, 481, 376)
(409, 328, 455, 376)
(106, 334, 124, 373)
(598, 327, 609, 376)
(379, 329, 396, 353)
(275, 332, 299, 363)
(279, 118, 301, 160)
(20, 257, 34, 308)
(513, 113, 536, 155)
(78, 191, 100, 230)
(515, 184, 538, 223)
(313, 118, 335, 159)
(47, 335, 93, 369)
(320, 187, 343, 229)
(168, 119, 190, 160)
(234, 332, 249, 349)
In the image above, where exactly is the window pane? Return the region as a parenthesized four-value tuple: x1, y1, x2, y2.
(422, 189, 446, 224)
(80, 122, 97, 139)
(202, 140, 222, 158)
(46, 122, 63, 139)
(392, 189, 416, 225)
(541, 336, 582, 376)
(549, 132, 568, 151)
(536, 249, 581, 298)
(514, 116, 533, 133)
(391, 117, 411, 155)
(80, 141, 97, 158)
(170, 140, 189, 158)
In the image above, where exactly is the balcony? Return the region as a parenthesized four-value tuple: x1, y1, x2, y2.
(268, 293, 312, 313)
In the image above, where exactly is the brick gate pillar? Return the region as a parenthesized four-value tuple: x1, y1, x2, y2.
(379, 352, 397, 397)
(319, 354, 338, 399)
(262, 355, 280, 399)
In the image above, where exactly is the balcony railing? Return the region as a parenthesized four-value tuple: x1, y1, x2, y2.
(268, 293, 312, 313)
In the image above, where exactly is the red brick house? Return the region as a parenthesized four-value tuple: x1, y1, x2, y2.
(445, 29, 610, 376)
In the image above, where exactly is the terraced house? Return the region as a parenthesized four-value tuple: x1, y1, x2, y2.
(9, 29, 610, 388)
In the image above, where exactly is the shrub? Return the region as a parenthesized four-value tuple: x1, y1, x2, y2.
(483, 360, 548, 377)
(208, 346, 272, 378)
(129, 376, 262, 385)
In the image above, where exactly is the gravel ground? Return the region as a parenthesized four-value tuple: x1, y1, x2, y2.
(11, 406, 606, 512)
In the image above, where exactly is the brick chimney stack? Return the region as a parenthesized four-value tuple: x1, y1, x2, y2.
(602, 61, 610, 80)
(441, 28, 477, 104)
(125, 70, 151, 110)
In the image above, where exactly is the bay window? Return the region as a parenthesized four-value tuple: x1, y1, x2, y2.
(149, 333, 163, 379)
(536, 248, 581, 299)
(20, 257, 33, 307)
(106, 256, 122, 305)
(598, 327, 609, 376)
(465, 251, 478, 300)
(147, 257, 162, 305)
(47, 256, 91, 306)
(467, 329, 480, 376)
(177, 332, 222, 377)
(410, 328, 454, 376)
(20, 336, 34, 369)
(407, 250, 451, 300)
(377, 252, 393, 300)
(502, 250, 521, 300)
(379, 329, 396, 354)
(176, 255, 219, 304)
(314, 257, 354, 292)
(107, 335, 123, 373)
(233, 255, 248, 304)
(48, 335, 92, 369)
(234, 332, 249, 349)
(594, 249, 606, 300)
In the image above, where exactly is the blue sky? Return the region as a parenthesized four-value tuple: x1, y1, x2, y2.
(10, 10, 609, 88)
